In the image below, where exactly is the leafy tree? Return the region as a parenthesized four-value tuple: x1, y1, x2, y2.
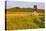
(34, 5, 37, 11)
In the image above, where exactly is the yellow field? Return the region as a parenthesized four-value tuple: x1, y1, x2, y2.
(6, 12, 45, 30)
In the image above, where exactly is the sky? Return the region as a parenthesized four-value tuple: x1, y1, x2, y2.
(6, 1, 44, 9)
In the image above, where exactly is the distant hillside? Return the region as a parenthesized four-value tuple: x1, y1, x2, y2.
(6, 7, 44, 13)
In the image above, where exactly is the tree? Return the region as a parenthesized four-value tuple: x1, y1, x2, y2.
(34, 5, 37, 11)
(15, 7, 20, 9)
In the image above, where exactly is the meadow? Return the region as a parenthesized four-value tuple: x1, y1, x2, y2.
(6, 8, 45, 30)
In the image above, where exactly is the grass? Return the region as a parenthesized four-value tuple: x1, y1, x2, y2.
(6, 12, 45, 30)
(6, 7, 45, 30)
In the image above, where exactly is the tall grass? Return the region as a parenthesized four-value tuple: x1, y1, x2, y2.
(6, 14, 45, 30)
